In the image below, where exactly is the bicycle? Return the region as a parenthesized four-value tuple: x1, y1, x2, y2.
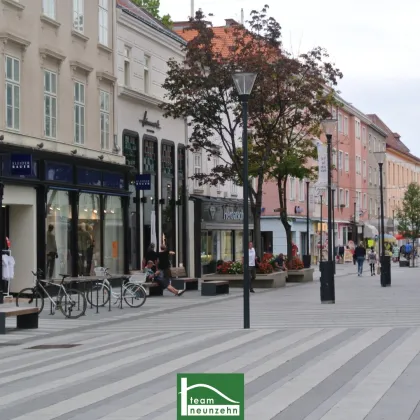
(16, 269, 87, 319)
(86, 267, 147, 309)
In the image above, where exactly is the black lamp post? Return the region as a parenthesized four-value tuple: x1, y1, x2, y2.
(232, 71, 257, 329)
(320, 119, 337, 304)
(303, 181, 311, 268)
(374, 151, 391, 287)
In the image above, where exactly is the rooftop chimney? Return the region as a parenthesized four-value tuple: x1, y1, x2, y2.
(225, 18, 239, 27)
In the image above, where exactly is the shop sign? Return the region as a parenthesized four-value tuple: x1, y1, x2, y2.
(223, 210, 244, 221)
(135, 174, 151, 190)
(10, 154, 32, 176)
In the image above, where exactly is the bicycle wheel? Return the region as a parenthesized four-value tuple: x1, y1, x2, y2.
(16, 288, 44, 314)
(59, 289, 87, 319)
(86, 282, 110, 307)
(123, 284, 147, 308)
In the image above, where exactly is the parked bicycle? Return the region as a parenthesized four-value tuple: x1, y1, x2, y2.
(86, 267, 147, 309)
(16, 270, 87, 319)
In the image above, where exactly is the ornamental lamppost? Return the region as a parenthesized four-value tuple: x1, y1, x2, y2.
(320, 118, 337, 304)
(232, 72, 257, 329)
(374, 150, 391, 287)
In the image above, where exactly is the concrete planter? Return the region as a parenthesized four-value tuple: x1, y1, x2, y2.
(287, 268, 314, 283)
(203, 271, 287, 288)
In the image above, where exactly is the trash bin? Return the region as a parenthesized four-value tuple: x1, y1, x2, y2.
(381, 255, 391, 287)
(320, 261, 335, 303)
(302, 254, 311, 268)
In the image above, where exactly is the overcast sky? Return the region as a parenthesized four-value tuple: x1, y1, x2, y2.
(160, 0, 420, 155)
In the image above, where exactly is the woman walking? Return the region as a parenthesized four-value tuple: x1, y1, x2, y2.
(368, 246, 377, 276)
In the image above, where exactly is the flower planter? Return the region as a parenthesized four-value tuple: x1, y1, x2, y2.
(203, 271, 287, 288)
(286, 268, 314, 283)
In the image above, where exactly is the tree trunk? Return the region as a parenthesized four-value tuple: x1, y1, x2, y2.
(277, 179, 293, 262)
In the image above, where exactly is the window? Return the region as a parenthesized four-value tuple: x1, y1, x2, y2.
(299, 179, 304, 201)
(231, 181, 237, 196)
(44, 70, 57, 138)
(332, 148, 337, 167)
(289, 177, 296, 200)
(100, 90, 110, 149)
(144, 55, 150, 94)
(373, 136, 377, 152)
(344, 117, 348, 135)
(363, 193, 367, 210)
(98, 0, 108, 46)
(73, 0, 84, 32)
(338, 113, 343, 132)
(355, 120, 361, 138)
(345, 190, 349, 207)
(369, 166, 372, 184)
(369, 198, 373, 215)
(124, 47, 131, 87)
(5, 56, 20, 130)
(74, 82, 85, 144)
(362, 160, 366, 178)
(43, 0, 56, 19)
(339, 188, 344, 206)
(373, 168, 377, 185)
(368, 133, 372, 151)
(355, 156, 361, 174)
(338, 150, 343, 170)
(344, 153, 349, 172)
(362, 126, 367, 145)
(193, 153, 202, 189)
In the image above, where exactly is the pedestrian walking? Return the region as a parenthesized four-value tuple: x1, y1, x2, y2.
(248, 242, 256, 293)
(368, 246, 377, 276)
(354, 242, 367, 276)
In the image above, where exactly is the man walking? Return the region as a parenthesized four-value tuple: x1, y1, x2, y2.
(248, 242, 256, 293)
(354, 241, 367, 276)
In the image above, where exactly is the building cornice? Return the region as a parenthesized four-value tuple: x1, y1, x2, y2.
(386, 145, 420, 165)
(117, 10, 184, 56)
(118, 85, 164, 107)
(0, 31, 30, 52)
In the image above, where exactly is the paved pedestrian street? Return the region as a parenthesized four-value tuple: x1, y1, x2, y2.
(1, 264, 420, 419)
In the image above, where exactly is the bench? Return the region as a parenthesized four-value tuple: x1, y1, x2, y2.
(0, 307, 39, 334)
(201, 281, 229, 296)
(142, 282, 163, 296)
(171, 278, 199, 291)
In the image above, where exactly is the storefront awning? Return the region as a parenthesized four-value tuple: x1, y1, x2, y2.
(364, 222, 379, 238)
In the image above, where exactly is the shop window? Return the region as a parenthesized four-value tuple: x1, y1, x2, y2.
(103, 172, 124, 189)
(104, 195, 123, 273)
(1, 154, 38, 178)
(235, 231, 244, 261)
(161, 143, 175, 252)
(78, 193, 101, 276)
(78, 168, 102, 186)
(45, 162, 73, 183)
(46, 190, 72, 279)
(221, 231, 233, 261)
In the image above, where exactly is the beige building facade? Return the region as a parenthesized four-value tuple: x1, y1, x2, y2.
(0, 0, 132, 292)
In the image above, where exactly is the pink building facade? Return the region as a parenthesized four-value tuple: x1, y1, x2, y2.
(260, 97, 386, 260)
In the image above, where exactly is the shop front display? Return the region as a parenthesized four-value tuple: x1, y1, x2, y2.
(190, 195, 253, 277)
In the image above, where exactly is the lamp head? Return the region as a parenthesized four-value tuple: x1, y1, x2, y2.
(232, 72, 257, 97)
(321, 119, 337, 136)
(374, 151, 385, 165)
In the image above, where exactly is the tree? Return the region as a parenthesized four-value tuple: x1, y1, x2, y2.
(396, 183, 420, 267)
(160, 6, 341, 260)
(264, 49, 342, 261)
(131, 0, 173, 28)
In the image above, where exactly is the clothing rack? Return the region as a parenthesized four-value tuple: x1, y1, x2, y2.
(1, 249, 12, 297)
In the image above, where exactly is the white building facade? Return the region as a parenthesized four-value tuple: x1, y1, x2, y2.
(115, 0, 189, 271)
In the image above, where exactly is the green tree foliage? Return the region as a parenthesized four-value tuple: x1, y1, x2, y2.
(160, 5, 342, 259)
(396, 183, 420, 266)
(131, 0, 172, 28)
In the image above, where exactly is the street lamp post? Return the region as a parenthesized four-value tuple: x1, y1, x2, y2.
(232, 72, 257, 329)
(303, 181, 311, 268)
(320, 119, 337, 304)
(374, 151, 391, 287)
